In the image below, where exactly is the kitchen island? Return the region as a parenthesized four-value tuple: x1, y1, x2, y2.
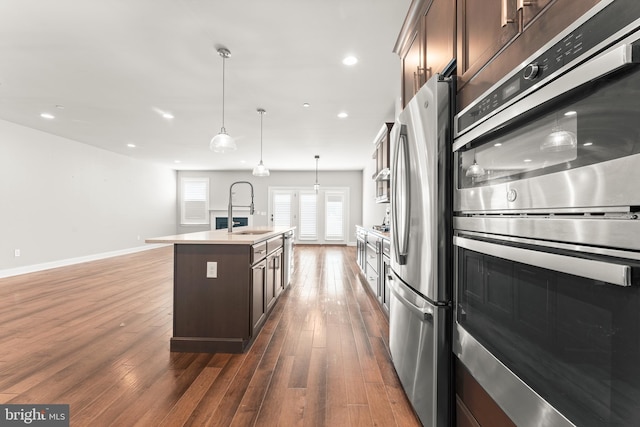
(146, 226, 295, 353)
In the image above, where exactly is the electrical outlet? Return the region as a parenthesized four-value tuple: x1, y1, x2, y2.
(206, 262, 217, 278)
(14, 249, 20, 257)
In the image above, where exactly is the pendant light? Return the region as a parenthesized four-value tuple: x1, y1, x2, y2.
(465, 153, 485, 178)
(210, 47, 237, 153)
(540, 112, 577, 152)
(314, 155, 320, 193)
(252, 108, 270, 177)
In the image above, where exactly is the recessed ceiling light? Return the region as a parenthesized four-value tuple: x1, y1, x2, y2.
(55, 105, 65, 110)
(494, 143, 502, 147)
(583, 142, 593, 146)
(337, 112, 348, 119)
(40, 113, 55, 119)
(127, 143, 136, 148)
(523, 159, 532, 163)
(174, 160, 181, 163)
(303, 103, 310, 108)
(342, 56, 358, 66)
(240, 160, 246, 164)
(564, 110, 577, 116)
(162, 112, 174, 119)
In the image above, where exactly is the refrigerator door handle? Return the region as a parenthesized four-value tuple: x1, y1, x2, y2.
(388, 275, 433, 321)
(392, 125, 410, 265)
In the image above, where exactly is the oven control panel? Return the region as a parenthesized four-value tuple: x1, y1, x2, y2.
(456, 0, 640, 135)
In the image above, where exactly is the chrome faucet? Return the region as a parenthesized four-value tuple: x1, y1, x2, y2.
(228, 181, 255, 232)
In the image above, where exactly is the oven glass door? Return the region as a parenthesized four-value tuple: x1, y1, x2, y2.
(455, 235, 640, 426)
(458, 65, 640, 190)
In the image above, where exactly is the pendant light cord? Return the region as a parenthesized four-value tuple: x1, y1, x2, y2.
(260, 110, 263, 161)
(221, 54, 226, 132)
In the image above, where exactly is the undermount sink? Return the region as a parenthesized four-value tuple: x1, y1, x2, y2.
(234, 230, 272, 235)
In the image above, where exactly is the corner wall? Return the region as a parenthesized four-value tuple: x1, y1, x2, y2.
(0, 119, 177, 275)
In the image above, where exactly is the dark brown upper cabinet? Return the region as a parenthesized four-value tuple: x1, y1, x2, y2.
(372, 123, 393, 203)
(456, 0, 602, 111)
(395, 0, 456, 108)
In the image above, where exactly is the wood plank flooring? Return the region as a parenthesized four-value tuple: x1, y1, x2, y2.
(0, 245, 421, 426)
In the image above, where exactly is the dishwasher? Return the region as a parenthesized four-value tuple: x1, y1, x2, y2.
(282, 230, 294, 287)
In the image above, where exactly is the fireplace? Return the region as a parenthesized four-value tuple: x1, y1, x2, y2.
(210, 210, 253, 230)
(215, 216, 248, 230)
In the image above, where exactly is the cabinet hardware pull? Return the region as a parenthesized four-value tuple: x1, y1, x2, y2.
(501, 0, 515, 27)
(517, 0, 532, 10)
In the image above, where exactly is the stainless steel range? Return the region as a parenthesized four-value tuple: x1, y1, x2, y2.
(453, 1, 640, 425)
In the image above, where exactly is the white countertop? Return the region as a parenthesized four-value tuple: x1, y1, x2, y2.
(146, 226, 295, 245)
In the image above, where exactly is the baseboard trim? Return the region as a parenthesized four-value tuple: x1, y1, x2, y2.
(0, 243, 170, 279)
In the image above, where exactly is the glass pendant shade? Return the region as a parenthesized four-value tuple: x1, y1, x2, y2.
(466, 159, 485, 178)
(252, 108, 270, 177)
(211, 47, 236, 152)
(210, 129, 237, 152)
(253, 160, 270, 176)
(541, 128, 577, 152)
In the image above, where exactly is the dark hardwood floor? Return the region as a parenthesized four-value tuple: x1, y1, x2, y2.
(0, 245, 421, 426)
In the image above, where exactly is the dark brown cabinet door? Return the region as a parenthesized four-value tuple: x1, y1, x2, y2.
(457, 0, 519, 94)
(520, 0, 553, 28)
(251, 260, 266, 334)
(373, 123, 393, 203)
(266, 254, 276, 312)
(425, 0, 456, 80)
(457, 0, 602, 110)
(273, 249, 283, 299)
(401, 27, 426, 107)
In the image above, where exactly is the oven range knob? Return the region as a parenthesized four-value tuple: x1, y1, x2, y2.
(507, 189, 517, 202)
(523, 63, 540, 80)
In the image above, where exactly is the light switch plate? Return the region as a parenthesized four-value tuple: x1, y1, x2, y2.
(206, 262, 217, 278)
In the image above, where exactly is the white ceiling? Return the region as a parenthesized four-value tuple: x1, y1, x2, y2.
(0, 0, 410, 171)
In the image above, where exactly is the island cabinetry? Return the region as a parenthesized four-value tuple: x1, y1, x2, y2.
(172, 244, 252, 353)
(251, 242, 268, 335)
(147, 227, 296, 354)
(265, 236, 284, 312)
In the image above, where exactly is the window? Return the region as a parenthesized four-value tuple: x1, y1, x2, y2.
(180, 177, 209, 225)
(325, 192, 345, 240)
(298, 191, 317, 240)
(272, 192, 292, 227)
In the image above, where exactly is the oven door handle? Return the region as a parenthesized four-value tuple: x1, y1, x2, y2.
(454, 236, 632, 287)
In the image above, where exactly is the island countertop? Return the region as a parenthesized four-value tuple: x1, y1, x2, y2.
(145, 225, 295, 245)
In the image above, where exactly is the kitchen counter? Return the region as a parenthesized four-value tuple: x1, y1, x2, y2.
(146, 225, 295, 245)
(146, 225, 295, 353)
(356, 225, 390, 240)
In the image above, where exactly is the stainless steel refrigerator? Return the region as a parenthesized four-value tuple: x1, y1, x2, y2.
(388, 74, 452, 427)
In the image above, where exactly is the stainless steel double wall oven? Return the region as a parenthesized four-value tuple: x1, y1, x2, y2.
(453, 1, 640, 426)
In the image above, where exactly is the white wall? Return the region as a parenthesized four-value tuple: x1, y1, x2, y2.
(0, 119, 177, 274)
(177, 170, 363, 243)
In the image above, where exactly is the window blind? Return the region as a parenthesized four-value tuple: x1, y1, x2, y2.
(325, 193, 344, 240)
(273, 193, 292, 227)
(180, 177, 209, 225)
(299, 192, 317, 240)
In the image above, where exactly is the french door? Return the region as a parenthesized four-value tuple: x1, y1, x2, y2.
(268, 187, 349, 244)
